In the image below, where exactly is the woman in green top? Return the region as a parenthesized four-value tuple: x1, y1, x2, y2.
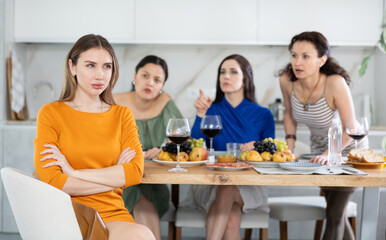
(114, 55, 182, 240)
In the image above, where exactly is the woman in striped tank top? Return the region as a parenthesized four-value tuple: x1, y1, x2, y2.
(278, 31, 368, 240)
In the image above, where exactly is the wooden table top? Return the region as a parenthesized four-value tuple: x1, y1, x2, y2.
(141, 161, 386, 187)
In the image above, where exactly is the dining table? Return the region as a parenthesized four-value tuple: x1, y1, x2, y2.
(141, 160, 386, 240)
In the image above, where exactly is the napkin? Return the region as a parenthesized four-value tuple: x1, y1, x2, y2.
(11, 48, 26, 114)
(253, 166, 367, 175)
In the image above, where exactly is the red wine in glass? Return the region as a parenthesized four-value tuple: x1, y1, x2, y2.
(200, 115, 222, 156)
(345, 117, 369, 149)
(168, 136, 190, 145)
(201, 129, 221, 139)
(166, 118, 191, 172)
(347, 134, 367, 141)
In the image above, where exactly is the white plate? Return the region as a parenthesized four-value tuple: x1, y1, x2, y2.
(152, 159, 207, 167)
(279, 162, 324, 171)
(299, 154, 318, 159)
(240, 160, 280, 168)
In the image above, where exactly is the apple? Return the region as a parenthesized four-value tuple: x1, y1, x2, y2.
(189, 147, 208, 161)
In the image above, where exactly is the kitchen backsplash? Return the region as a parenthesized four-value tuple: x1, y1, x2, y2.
(18, 43, 378, 125)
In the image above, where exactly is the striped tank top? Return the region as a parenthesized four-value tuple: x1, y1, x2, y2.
(290, 90, 367, 155)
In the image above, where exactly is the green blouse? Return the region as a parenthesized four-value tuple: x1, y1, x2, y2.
(122, 99, 182, 217)
(135, 100, 183, 152)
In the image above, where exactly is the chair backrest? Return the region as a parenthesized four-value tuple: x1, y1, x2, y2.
(1, 167, 83, 240)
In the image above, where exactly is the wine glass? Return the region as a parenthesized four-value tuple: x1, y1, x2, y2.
(166, 118, 191, 172)
(200, 115, 223, 157)
(345, 116, 369, 149)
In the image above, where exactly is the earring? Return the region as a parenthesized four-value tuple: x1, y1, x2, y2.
(160, 89, 163, 94)
(132, 81, 136, 85)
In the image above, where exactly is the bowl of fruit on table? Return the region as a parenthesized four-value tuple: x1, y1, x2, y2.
(240, 138, 297, 167)
(155, 138, 208, 167)
(217, 153, 238, 163)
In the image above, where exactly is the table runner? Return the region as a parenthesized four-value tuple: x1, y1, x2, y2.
(253, 166, 367, 175)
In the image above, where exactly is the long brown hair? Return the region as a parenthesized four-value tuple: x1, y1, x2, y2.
(278, 31, 351, 86)
(60, 34, 119, 104)
(213, 54, 257, 104)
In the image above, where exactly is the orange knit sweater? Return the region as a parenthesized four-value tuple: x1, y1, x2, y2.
(34, 101, 144, 222)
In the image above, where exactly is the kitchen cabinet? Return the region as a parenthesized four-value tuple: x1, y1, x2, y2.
(14, 0, 135, 43)
(1, 126, 36, 232)
(135, 0, 258, 44)
(257, 0, 383, 46)
(12, 0, 382, 46)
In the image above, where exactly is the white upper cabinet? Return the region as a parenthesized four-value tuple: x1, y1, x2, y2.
(14, 0, 135, 43)
(12, 0, 383, 46)
(257, 0, 383, 46)
(135, 0, 258, 44)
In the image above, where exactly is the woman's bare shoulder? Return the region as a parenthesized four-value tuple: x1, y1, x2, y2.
(279, 72, 293, 92)
(113, 92, 133, 106)
(156, 92, 172, 108)
(325, 74, 348, 89)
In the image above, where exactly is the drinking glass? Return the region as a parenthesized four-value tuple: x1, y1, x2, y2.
(345, 116, 369, 149)
(200, 115, 222, 157)
(226, 143, 242, 158)
(166, 118, 191, 172)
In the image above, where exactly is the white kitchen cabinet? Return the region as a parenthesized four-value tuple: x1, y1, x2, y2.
(1, 126, 36, 232)
(135, 0, 258, 44)
(257, 0, 383, 46)
(14, 0, 135, 43)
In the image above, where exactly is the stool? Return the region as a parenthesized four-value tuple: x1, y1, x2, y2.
(268, 196, 357, 240)
(175, 206, 269, 240)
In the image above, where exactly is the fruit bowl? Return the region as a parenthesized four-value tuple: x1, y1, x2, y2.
(217, 156, 238, 163)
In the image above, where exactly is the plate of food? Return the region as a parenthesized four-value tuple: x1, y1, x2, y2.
(239, 141, 297, 167)
(206, 162, 253, 171)
(345, 161, 386, 168)
(152, 159, 208, 167)
(346, 149, 385, 168)
(279, 162, 324, 171)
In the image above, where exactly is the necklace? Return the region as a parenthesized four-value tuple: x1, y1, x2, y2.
(300, 74, 321, 111)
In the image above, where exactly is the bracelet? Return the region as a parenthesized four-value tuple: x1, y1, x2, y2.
(285, 134, 297, 140)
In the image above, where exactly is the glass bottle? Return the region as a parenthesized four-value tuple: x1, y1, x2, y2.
(328, 118, 342, 166)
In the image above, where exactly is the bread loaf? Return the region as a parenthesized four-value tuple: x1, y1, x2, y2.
(348, 149, 385, 163)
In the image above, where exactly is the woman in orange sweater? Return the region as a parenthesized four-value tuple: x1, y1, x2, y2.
(34, 34, 155, 240)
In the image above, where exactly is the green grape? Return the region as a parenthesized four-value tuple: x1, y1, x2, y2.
(187, 139, 194, 148)
(273, 139, 278, 144)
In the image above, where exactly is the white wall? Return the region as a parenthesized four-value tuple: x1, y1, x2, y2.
(21, 43, 381, 125)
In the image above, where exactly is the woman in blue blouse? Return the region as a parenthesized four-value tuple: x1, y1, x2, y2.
(187, 54, 275, 240)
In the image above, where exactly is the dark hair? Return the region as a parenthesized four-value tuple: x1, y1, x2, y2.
(213, 54, 257, 104)
(278, 31, 351, 86)
(61, 34, 119, 104)
(135, 55, 168, 81)
(131, 55, 168, 91)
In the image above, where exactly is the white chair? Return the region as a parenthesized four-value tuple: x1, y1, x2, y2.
(268, 196, 357, 240)
(175, 206, 269, 240)
(1, 167, 108, 240)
